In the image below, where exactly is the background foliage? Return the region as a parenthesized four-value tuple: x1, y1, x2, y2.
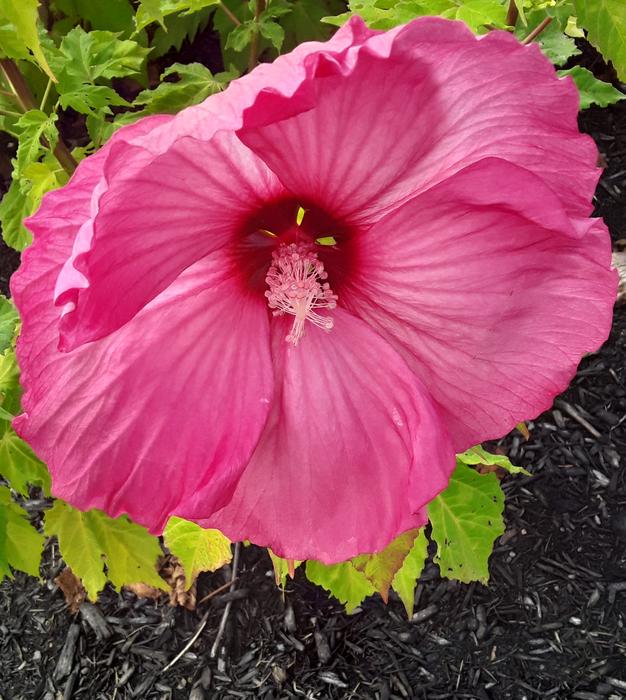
(0, 0, 623, 613)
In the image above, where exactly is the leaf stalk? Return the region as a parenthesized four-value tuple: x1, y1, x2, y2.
(0, 59, 77, 176)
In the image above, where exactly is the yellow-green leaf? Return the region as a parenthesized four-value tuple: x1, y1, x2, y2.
(163, 516, 231, 590)
(391, 529, 428, 617)
(45, 501, 167, 600)
(352, 529, 420, 602)
(0, 0, 56, 80)
(457, 445, 530, 476)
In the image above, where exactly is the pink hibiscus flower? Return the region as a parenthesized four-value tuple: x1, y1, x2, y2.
(11, 17, 616, 563)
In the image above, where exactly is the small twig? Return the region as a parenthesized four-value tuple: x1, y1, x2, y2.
(210, 541, 241, 658)
(248, 0, 266, 72)
(505, 0, 519, 28)
(521, 17, 553, 45)
(196, 576, 239, 606)
(0, 58, 77, 175)
(162, 610, 210, 673)
(555, 399, 602, 439)
(219, 1, 241, 26)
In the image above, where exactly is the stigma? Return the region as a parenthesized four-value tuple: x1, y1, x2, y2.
(265, 242, 338, 346)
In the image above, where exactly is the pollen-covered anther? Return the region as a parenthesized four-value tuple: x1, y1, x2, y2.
(265, 242, 338, 346)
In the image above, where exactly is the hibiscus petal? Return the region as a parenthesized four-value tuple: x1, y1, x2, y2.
(44, 19, 377, 352)
(13, 226, 274, 530)
(53, 130, 284, 351)
(341, 158, 617, 451)
(237, 17, 598, 224)
(206, 308, 455, 563)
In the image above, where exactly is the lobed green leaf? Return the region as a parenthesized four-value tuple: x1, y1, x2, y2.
(428, 462, 505, 583)
(575, 0, 626, 81)
(45, 501, 167, 600)
(0, 486, 45, 580)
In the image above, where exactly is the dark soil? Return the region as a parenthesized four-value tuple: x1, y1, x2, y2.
(1, 35, 626, 700)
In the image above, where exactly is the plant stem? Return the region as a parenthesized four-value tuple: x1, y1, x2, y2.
(248, 0, 266, 73)
(39, 78, 52, 111)
(219, 1, 241, 26)
(505, 0, 519, 29)
(210, 541, 241, 659)
(0, 59, 77, 176)
(521, 17, 553, 45)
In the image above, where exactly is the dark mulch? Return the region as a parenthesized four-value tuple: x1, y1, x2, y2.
(1, 303, 625, 700)
(1, 36, 626, 700)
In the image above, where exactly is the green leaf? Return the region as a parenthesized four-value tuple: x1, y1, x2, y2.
(49, 27, 149, 117)
(14, 110, 58, 176)
(455, 0, 507, 33)
(0, 431, 50, 497)
(58, 0, 136, 33)
(258, 16, 286, 51)
(163, 517, 231, 590)
(0, 297, 18, 355)
(428, 462, 505, 583)
(135, 0, 220, 31)
(575, 0, 626, 81)
(0, 178, 31, 251)
(0, 0, 56, 80)
(281, 0, 344, 50)
(150, 7, 213, 57)
(457, 445, 531, 476)
(0, 343, 51, 497)
(1, 153, 67, 251)
(0, 487, 44, 580)
(225, 21, 257, 52)
(306, 560, 375, 613)
(0, 90, 22, 137)
(323, 0, 460, 30)
(133, 63, 231, 116)
(44, 501, 167, 600)
(53, 27, 151, 83)
(559, 66, 626, 109)
(352, 529, 420, 602)
(391, 529, 428, 617)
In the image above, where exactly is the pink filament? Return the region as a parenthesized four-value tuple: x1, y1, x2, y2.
(265, 242, 338, 345)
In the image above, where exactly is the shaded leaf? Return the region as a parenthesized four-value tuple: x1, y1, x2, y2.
(135, 0, 220, 31)
(559, 66, 626, 109)
(0, 486, 44, 580)
(0, 178, 31, 251)
(163, 516, 231, 590)
(45, 501, 167, 600)
(306, 560, 374, 613)
(428, 462, 505, 583)
(132, 62, 231, 116)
